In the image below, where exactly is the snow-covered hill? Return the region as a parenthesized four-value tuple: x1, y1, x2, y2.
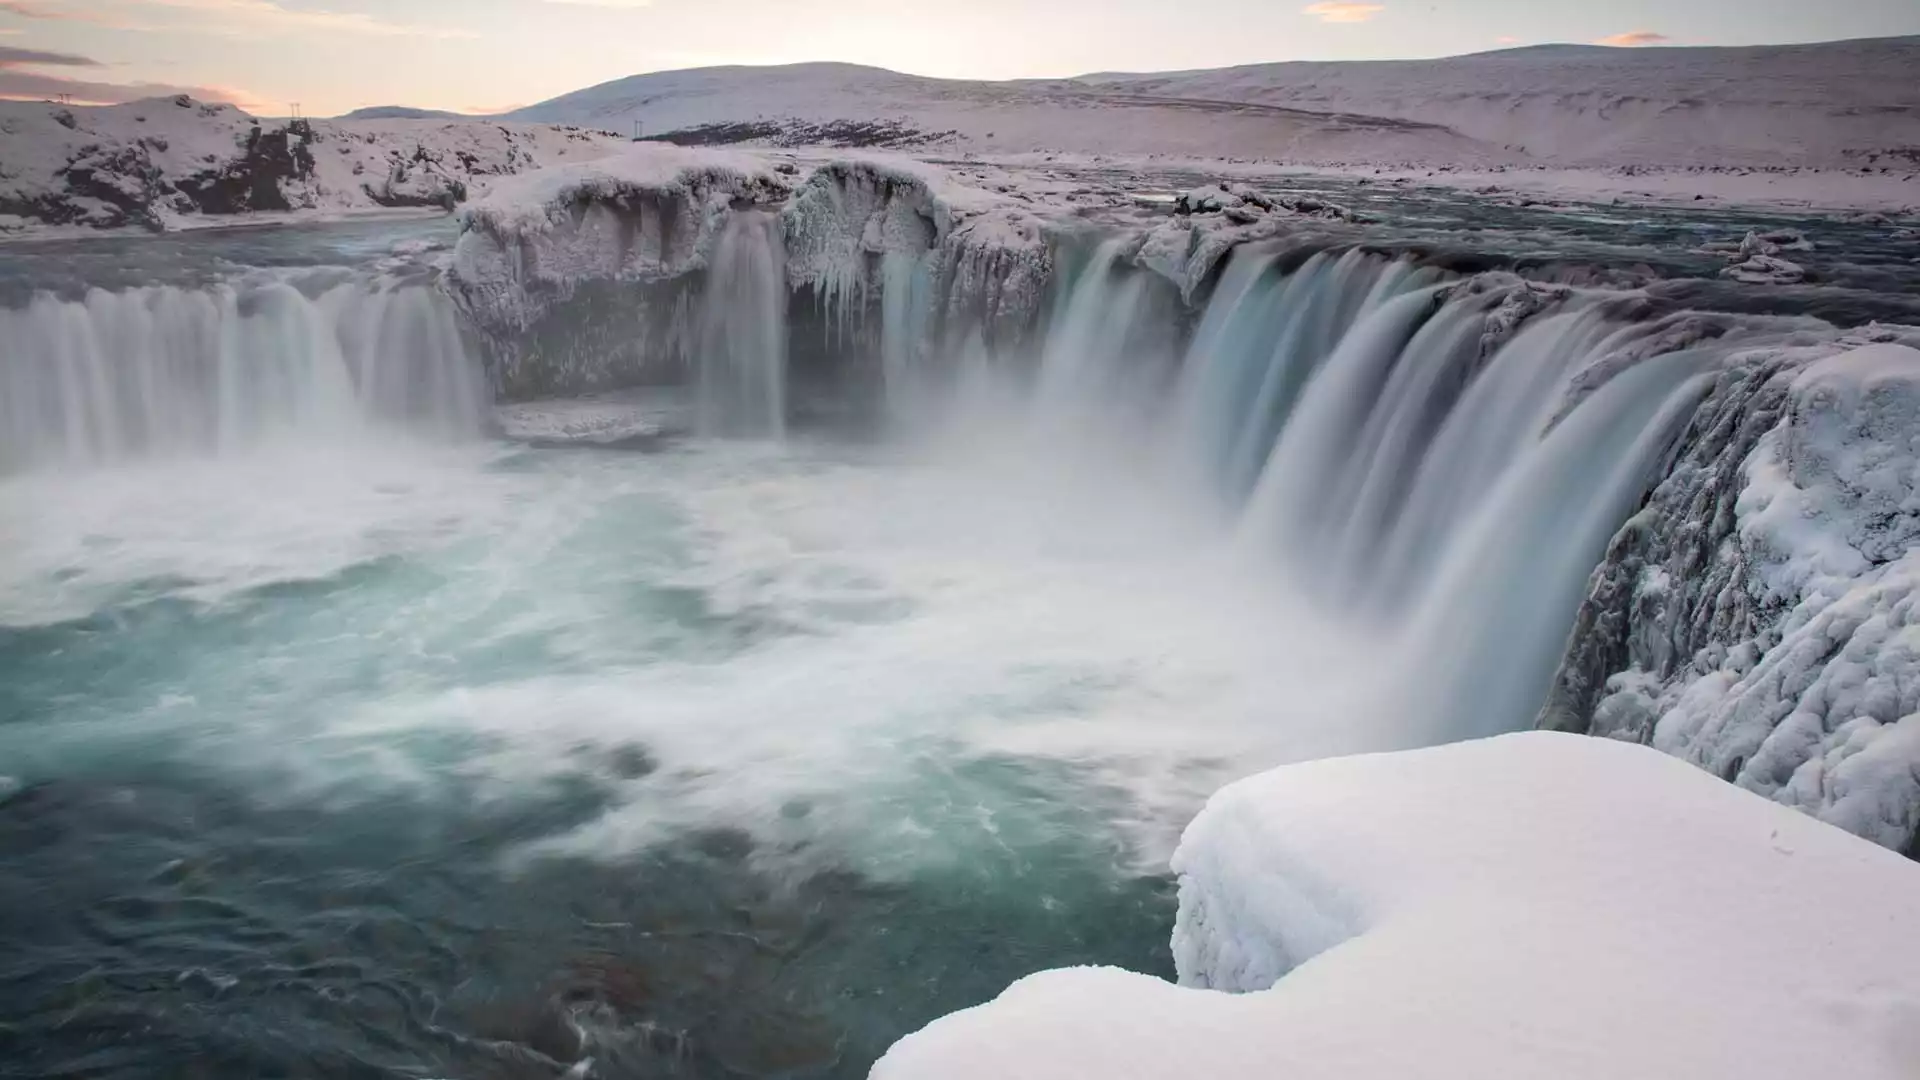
(335, 106, 470, 121)
(507, 37, 1920, 170)
(0, 95, 627, 232)
(508, 61, 1489, 166)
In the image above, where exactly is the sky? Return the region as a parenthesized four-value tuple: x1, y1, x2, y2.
(0, 0, 1916, 117)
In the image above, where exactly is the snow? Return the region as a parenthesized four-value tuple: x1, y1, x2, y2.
(875, 732, 1920, 1080)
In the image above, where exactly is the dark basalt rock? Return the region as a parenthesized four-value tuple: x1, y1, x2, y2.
(175, 121, 318, 215)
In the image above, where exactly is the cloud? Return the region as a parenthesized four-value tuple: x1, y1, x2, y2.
(3, 0, 479, 38)
(0, 36, 263, 107)
(0, 69, 253, 104)
(0, 42, 99, 65)
(1594, 30, 1670, 47)
(0, 0, 146, 26)
(1495, 35, 1519, 45)
(1302, 1, 1383, 23)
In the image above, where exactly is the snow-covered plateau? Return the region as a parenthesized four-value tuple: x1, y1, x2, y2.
(874, 732, 1920, 1080)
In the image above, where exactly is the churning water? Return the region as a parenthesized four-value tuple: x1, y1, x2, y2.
(0, 202, 1847, 1077)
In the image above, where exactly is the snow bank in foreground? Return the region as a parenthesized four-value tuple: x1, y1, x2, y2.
(1549, 333, 1920, 852)
(875, 732, 1920, 1080)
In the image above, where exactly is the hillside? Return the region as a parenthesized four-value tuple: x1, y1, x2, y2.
(0, 95, 626, 232)
(506, 37, 1920, 169)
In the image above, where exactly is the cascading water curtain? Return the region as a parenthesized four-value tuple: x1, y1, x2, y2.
(695, 211, 789, 439)
(0, 275, 488, 473)
(1026, 242, 1722, 745)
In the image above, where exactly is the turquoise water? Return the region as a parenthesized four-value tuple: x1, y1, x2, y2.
(3, 427, 1374, 1076)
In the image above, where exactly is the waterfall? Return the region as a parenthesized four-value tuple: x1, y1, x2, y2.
(880, 249, 936, 410)
(1125, 247, 1716, 741)
(695, 211, 788, 439)
(0, 276, 487, 472)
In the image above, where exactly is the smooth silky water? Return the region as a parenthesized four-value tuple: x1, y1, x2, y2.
(0, 197, 1844, 1077)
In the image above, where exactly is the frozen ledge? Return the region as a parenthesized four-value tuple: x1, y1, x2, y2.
(447, 145, 792, 335)
(874, 732, 1920, 1080)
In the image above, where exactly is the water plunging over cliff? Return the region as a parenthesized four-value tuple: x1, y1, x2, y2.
(0, 275, 485, 471)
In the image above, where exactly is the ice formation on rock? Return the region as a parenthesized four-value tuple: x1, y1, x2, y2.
(443, 148, 789, 397)
(444, 152, 1051, 401)
(1546, 331, 1920, 852)
(875, 732, 1920, 1080)
(782, 157, 1051, 384)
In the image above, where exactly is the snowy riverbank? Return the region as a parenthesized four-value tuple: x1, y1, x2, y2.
(876, 732, 1920, 1079)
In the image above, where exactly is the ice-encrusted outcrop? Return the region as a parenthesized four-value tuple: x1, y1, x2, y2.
(443, 151, 1053, 398)
(444, 148, 790, 396)
(1545, 329, 1920, 853)
(875, 733, 1920, 1079)
(783, 157, 1051, 363)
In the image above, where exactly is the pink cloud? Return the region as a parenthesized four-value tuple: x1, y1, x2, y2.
(1594, 30, 1671, 47)
(1302, 2, 1383, 24)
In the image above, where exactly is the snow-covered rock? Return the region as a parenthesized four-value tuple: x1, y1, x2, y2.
(0, 97, 626, 232)
(1721, 253, 1809, 285)
(1138, 182, 1372, 298)
(441, 151, 1054, 396)
(1546, 332, 1920, 853)
(876, 732, 1920, 1080)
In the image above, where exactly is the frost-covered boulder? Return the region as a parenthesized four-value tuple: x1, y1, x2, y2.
(876, 733, 1920, 1079)
(1546, 330, 1920, 852)
(1721, 253, 1808, 285)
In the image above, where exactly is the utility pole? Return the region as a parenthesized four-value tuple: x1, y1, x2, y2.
(290, 102, 303, 121)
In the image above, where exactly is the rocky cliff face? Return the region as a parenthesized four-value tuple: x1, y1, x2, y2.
(1544, 327, 1920, 853)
